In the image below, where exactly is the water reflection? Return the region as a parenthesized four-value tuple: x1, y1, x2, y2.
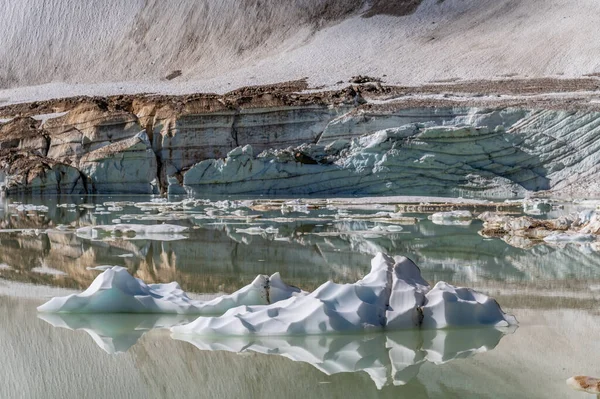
(175, 328, 513, 389)
(37, 311, 512, 389)
(1, 196, 600, 297)
(38, 313, 194, 354)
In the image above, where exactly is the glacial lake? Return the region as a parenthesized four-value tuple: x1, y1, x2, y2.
(1, 195, 599, 399)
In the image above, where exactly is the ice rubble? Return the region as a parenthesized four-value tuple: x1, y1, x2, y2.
(37, 266, 302, 314)
(38, 254, 516, 336)
(480, 210, 600, 248)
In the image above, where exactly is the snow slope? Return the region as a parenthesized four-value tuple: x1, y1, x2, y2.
(2, 0, 600, 103)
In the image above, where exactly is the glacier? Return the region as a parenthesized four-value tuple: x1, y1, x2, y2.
(4, 100, 600, 197)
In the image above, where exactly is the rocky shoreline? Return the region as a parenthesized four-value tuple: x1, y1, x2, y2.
(2, 78, 600, 197)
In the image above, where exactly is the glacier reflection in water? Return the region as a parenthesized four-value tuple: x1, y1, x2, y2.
(38, 312, 513, 389)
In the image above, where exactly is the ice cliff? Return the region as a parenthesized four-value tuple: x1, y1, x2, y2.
(38, 253, 517, 335)
(3, 99, 600, 197)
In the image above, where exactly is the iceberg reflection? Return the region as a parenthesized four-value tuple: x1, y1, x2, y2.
(38, 312, 513, 389)
(173, 327, 514, 388)
(38, 313, 195, 354)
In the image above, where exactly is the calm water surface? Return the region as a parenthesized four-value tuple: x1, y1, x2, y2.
(0, 195, 598, 398)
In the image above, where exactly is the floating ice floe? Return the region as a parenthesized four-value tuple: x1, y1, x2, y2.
(76, 223, 189, 241)
(429, 211, 473, 226)
(567, 376, 600, 395)
(37, 267, 302, 314)
(235, 226, 279, 236)
(10, 204, 49, 213)
(544, 233, 595, 243)
(32, 266, 68, 276)
(38, 253, 517, 336)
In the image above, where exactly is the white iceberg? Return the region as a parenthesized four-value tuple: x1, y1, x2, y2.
(76, 223, 189, 241)
(38, 253, 517, 336)
(172, 253, 516, 336)
(37, 266, 302, 314)
(429, 211, 473, 226)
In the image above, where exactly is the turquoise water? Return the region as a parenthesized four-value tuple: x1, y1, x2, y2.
(0, 196, 598, 398)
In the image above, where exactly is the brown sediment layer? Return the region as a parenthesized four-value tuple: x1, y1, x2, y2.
(4, 77, 600, 119)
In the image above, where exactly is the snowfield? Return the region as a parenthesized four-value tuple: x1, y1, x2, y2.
(2, 0, 600, 103)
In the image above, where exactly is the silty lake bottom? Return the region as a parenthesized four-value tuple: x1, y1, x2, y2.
(1, 195, 599, 399)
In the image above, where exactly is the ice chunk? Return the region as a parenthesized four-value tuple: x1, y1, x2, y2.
(429, 211, 473, 226)
(38, 254, 517, 336)
(421, 282, 517, 329)
(31, 266, 67, 276)
(544, 233, 595, 242)
(76, 223, 189, 241)
(171, 253, 396, 336)
(567, 376, 600, 394)
(37, 267, 300, 314)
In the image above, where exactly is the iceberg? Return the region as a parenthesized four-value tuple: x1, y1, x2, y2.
(38, 253, 517, 336)
(37, 266, 302, 314)
(76, 223, 189, 241)
(567, 376, 600, 394)
(172, 253, 516, 336)
(429, 211, 473, 226)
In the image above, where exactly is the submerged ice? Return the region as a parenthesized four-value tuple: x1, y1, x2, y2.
(38, 253, 517, 335)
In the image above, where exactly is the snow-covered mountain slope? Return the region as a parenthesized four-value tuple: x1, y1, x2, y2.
(2, 0, 600, 101)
